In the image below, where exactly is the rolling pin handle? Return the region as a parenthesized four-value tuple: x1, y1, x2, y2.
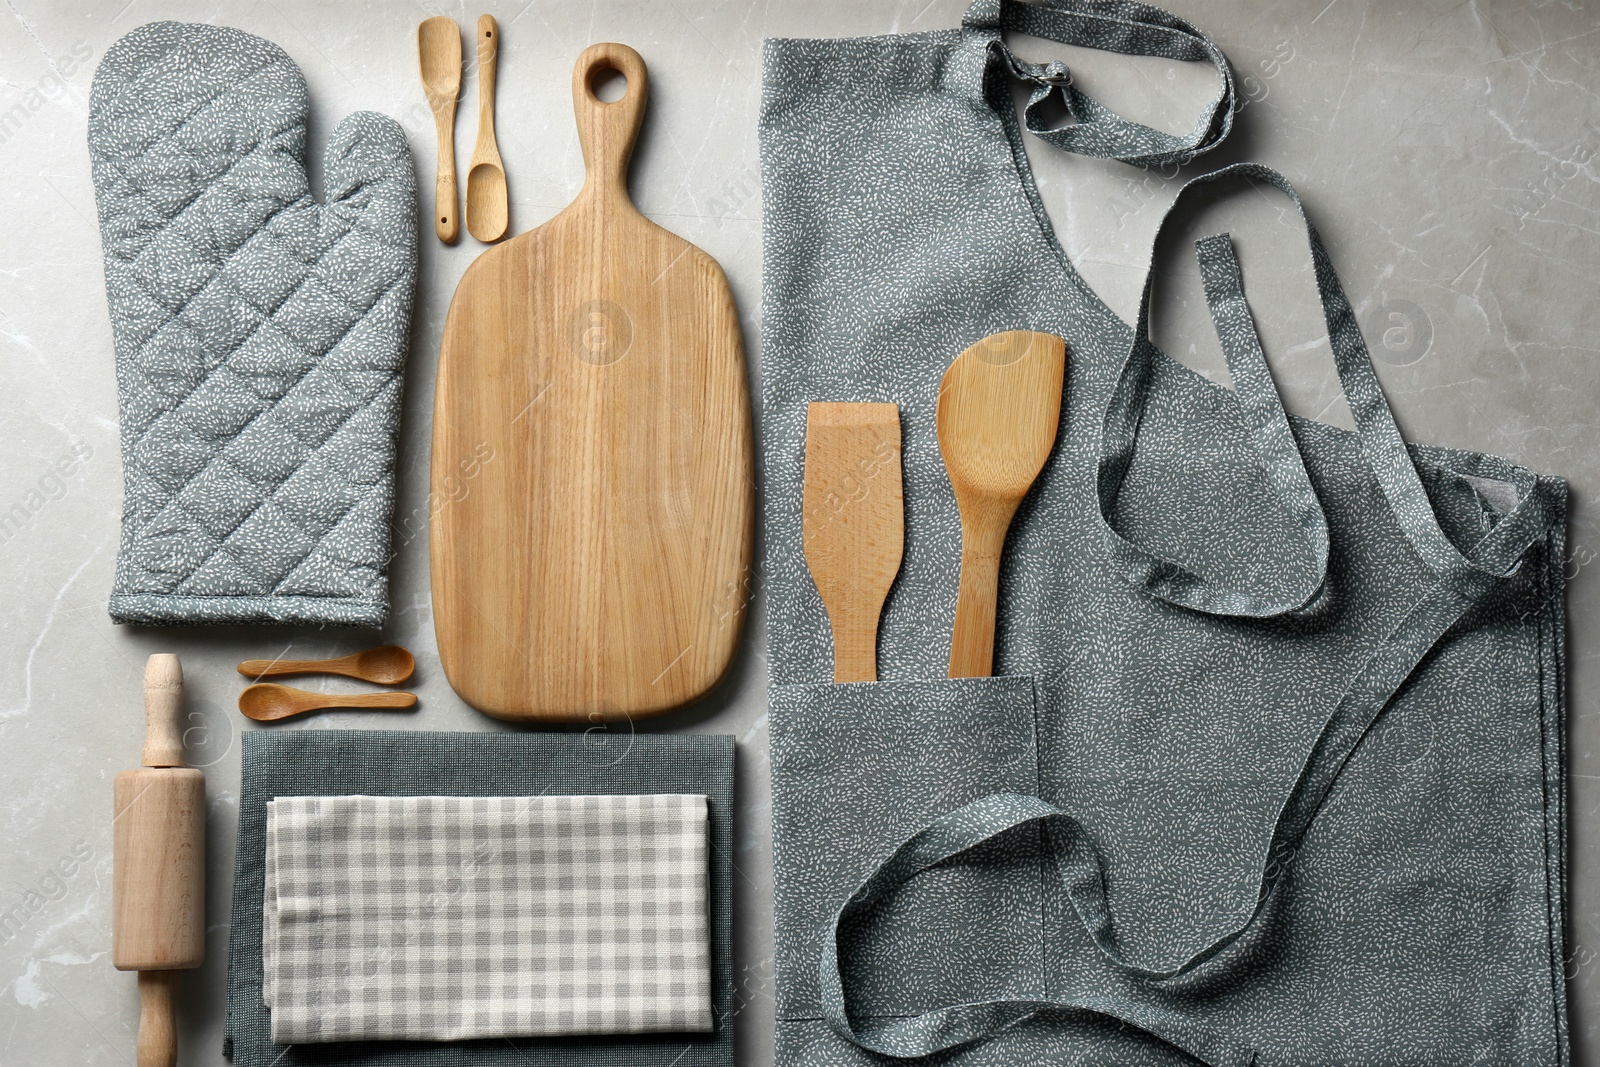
(141, 654, 185, 769)
(136, 970, 179, 1067)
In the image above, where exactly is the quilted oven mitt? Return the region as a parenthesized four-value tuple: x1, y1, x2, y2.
(89, 22, 416, 627)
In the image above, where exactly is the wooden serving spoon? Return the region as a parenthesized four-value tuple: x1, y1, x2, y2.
(802, 402, 904, 682)
(936, 330, 1066, 678)
(236, 645, 415, 684)
(465, 14, 507, 242)
(239, 684, 418, 722)
(418, 17, 462, 243)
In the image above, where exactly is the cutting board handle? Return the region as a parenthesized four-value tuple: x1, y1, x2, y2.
(572, 42, 649, 206)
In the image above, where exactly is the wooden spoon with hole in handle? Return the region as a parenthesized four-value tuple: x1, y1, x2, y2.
(418, 17, 462, 243)
(236, 646, 415, 685)
(465, 14, 507, 242)
(937, 330, 1066, 678)
(239, 684, 418, 722)
(802, 402, 904, 682)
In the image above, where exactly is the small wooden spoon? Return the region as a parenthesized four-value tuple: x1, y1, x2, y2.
(936, 330, 1066, 678)
(236, 646, 416, 684)
(465, 14, 507, 242)
(239, 684, 418, 722)
(418, 17, 463, 243)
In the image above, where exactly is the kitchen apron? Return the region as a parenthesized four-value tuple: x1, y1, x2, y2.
(760, 2, 1569, 1065)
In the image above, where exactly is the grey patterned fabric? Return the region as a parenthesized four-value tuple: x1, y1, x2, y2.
(225, 732, 735, 1067)
(761, 2, 1568, 1065)
(89, 21, 417, 627)
(263, 794, 713, 1043)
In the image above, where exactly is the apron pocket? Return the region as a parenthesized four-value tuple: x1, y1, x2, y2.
(770, 675, 1041, 1022)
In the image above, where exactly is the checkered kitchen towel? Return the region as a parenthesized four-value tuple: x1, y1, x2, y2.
(263, 794, 712, 1043)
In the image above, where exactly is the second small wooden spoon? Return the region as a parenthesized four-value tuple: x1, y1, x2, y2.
(465, 14, 507, 241)
(239, 684, 418, 722)
(937, 330, 1065, 678)
(236, 646, 415, 684)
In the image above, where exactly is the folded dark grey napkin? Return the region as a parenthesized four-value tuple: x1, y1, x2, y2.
(226, 730, 734, 1067)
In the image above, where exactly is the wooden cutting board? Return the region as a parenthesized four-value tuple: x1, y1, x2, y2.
(431, 42, 752, 723)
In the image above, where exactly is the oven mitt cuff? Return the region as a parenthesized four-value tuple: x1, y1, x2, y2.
(89, 21, 417, 627)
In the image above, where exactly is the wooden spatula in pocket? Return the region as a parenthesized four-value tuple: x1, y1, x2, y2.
(802, 402, 904, 682)
(430, 43, 753, 722)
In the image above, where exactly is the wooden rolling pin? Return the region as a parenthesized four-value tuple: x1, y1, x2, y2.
(113, 654, 204, 1067)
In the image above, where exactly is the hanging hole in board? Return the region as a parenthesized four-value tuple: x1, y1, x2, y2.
(588, 64, 627, 104)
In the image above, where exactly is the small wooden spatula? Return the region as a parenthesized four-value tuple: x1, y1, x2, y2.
(802, 402, 904, 682)
(936, 331, 1065, 678)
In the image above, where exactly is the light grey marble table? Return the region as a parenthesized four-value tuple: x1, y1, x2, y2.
(1, 1, 1595, 1063)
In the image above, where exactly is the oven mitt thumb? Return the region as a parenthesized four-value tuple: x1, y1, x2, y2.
(89, 21, 417, 627)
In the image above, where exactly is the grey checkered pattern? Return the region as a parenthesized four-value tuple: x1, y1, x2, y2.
(263, 794, 712, 1043)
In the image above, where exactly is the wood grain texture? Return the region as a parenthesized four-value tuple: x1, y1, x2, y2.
(236, 645, 415, 684)
(464, 14, 507, 243)
(136, 970, 180, 1067)
(417, 16, 461, 244)
(114, 657, 204, 974)
(139, 653, 184, 768)
(431, 42, 753, 723)
(937, 331, 1065, 678)
(112, 768, 205, 970)
(802, 402, 903, 682)
(238, 683, 418, 721)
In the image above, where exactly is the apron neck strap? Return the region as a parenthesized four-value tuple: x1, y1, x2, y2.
(962, 0, 1237, 168)
(1099, 162, 1558, 617)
